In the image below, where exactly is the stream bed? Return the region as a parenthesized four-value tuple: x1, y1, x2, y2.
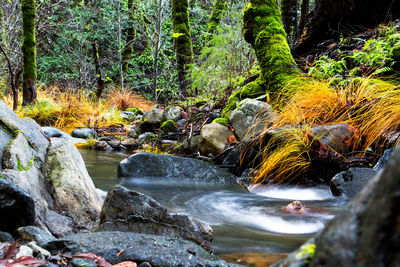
(79, 149, 346, 255)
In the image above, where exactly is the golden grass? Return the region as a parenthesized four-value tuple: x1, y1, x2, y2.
(2, 86, 155, 133)
(251, 76, 400, 184)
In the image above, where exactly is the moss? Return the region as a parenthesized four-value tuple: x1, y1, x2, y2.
(212, 117, 228, 126)
(126, 107, 144, 115)
(21, 0, 37, 105)
(207, 0, 227, 34)
(0, 174, 5, 180)
(17, 156, 35, 171)
(161, 120, 177, 132)
(172, 0, 193, 97)
(296, 243, 316, 263)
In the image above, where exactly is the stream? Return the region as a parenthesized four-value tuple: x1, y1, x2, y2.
(79, 149, 346, 255)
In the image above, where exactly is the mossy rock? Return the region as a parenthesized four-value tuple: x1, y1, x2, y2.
(161, 120, 177, 133)
(126, 107, 144, 115)
(212, 118, 228, 126)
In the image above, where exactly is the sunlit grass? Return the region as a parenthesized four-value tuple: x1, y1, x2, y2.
(2, 86, 155, 133)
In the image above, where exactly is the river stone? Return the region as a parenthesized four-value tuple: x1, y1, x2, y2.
(95, 185, 213, 250)
(198, 123, 234, 156)
(229, 98, 275, 141)
(43, 231, 240, 267)
(0, 179, 35, 233)
(143, 108, 165, 125)
(330, 168, 378, 198)
(93, 141, 113, 151)
(165, 106, 182, 122)
(16, 226, 57, 247)
(121, 111, 136, 121)
(373, 148, 395, 171)
(71, 128, 97, 139)
(41, 126, 62, 137)
(43, 138, 103, 231)
(118, 152, 238, 184)
(310, 124, 354, 154)
(0, 231, 14, 243)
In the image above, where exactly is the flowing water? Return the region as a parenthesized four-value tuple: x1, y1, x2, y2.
(80, 149, 346, 255)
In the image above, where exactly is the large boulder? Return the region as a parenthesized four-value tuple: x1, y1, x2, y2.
(118, 152, 238, 184)
(310, 124, 354, 154)
(94, 185, 213, 250)
(0, 179, 35, 233)
(44, 231, 239, 267)
(229, 98, 275, 140)
(143, 108, 165, 125)
(198, 123, 235, 156)
(330, 168, 378, 198)
(274, 146, 400, 267)
(43, 139, 103, 231)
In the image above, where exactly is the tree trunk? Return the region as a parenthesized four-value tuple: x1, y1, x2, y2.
(0, 45, 18, 110)
(172, 0, 193, 98)
(223, 0, 299, 116)
(207, 0, 227, 34)
(0, 5, 7, 93)
(21, 0, 37, 106)
(294, 0, 400, 54)
(297, 0, 309, 40)
(92, 40, 104, 99)
(280, 0, 298, 44)
(122, 0, 137, 74)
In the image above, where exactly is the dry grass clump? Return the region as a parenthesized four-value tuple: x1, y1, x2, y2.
(107, 88, 154, 112)
(252, 77, 400, 184)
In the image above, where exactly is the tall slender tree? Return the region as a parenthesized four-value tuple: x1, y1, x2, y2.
(172, 0, 193, 98)
(297, 0, 309, 40)
(21, 0, 37, 106)
(122, 0, 137, 74)
(207, 0, 227, 35)
(280, 0, 298, 43)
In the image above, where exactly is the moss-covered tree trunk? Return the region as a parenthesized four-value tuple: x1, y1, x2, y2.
(92, 40, 104, 99)
(122, 0, 137, 74)
(207, 0, 227, 34)
(172, 0, 193, 98)
(21, 0, 37, 106)
(280, 0, 298, 43)
(297, 0, 309, 40)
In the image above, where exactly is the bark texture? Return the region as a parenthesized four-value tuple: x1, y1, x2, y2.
(122, 0, 137, 74)
(280, 0, 298, 43)
(21, 0, 37, 106)
(172, 0, 193, 98)
(207, 0, 227, 34)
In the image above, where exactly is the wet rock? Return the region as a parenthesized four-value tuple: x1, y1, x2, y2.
(181, 135, 200, 153)
(311, 124, 354, 154)
(107, 140, 122, 149)
(93, 141, 113, 151)
(71, 258, 98, 267)
(121, 111, 136, 121)
(42, 126, 62, 137)
(44, 139, 103, 232)
(229, 98, 274, 140)
(16, 226, 57, 247)
(138, 132, 157, 141)
(118, 152, 239, 184)
(0, 179, 35, 233)
(16, 245, 33, 259)
(0, 231, 14, 243)
(0, 125, 12, 171)
(121, 139, 140, 150)
(126, 125, 140, 138)
(143, 108, 165, 125)
(373, 148, 395, 171)
(237, 168, 253, 188)
(198, 123, 234, 156)
(71, 128, 97, 139)
(165, 106, 182, 122)
(330, 168, 377, 198)
(95, 185, 213, 250)
(138, 262, 152, 267)
(27, 241, 51, 259)
(161, 120, 177, 133)
(44, 231, 239, 267)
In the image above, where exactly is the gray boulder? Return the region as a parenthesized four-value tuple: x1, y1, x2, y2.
(198, 123, 234, 156)
(43, 231, 239, 267)
(165, 106, 182, 122)
(144, 108, 165, 125)
(41, 126, 63, 137)
(330, 168, 378, 198)
(311, 124, 354, 154)
(118, 152, 238, 184)
(16, 226, 57, 247)
(71, 128, 97, 139)
(93, 141, 113, 151)
(373, 148, 395, 171)
(229, 98, 275, 140)
(121, 111, 136, 121)
(0, 179, 35, 233)
(95, 185, 213, 250)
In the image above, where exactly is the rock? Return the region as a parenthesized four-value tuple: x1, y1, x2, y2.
(229, 98, 274, 140)
(71, 128, 97, 139)
(330, 168, 378, 198)
(41, 126, 62, 137)
(126, 125, 140, 138)
(95, 185, 213, 250)
(138, 262, 152, 267)
(138, 132, 157, 141)
(160, 120, 177, 132)
(44, 231, 239, 267)
(16, 245, 33, 259)
(310, 124, 354, 154)
(43, 139, 103, 232)
(198, 123, 235, 156)
(181, 135, 200, 153)
(71, 258, 98, 267)
(0, 231, 14, 243)
(121, 111, 136, 121)
(93, 141, 113, 151)
(118, 152, 239, 184)
(270, 237, 318, 267)
(165, 106, 182, 122)
(237, 168, 253, 188)
(143, 109, 165, 125)
(176, 119, 187, 129)
(27, 241, 52, 259)
(373, 148, 395, 171)
(108, 140, 121, 149)
(16, 226, 57, 247)
(0, 125, 13, 171)
(121, 139, 140, 150)
(0, 179, 35, 233)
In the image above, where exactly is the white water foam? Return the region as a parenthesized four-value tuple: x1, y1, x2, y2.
(251, 185, 335, 201)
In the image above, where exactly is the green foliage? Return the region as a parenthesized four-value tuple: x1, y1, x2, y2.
(126, 106, 143, 115)
(296, 243, 316, 263)
(0, 174, 5, 180)
(21, 100, 60, 126)
(212, 117, 228, 126)
(308, 56, 347, 79)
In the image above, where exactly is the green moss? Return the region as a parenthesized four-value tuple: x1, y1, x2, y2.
(296, 243, 316, 263)
(17, 156, 35, 171)
(212, 118, 228, 126)
(207, 0, 227, 34)
(126, 107, 144, 115)
(161, 120, 177, 132)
